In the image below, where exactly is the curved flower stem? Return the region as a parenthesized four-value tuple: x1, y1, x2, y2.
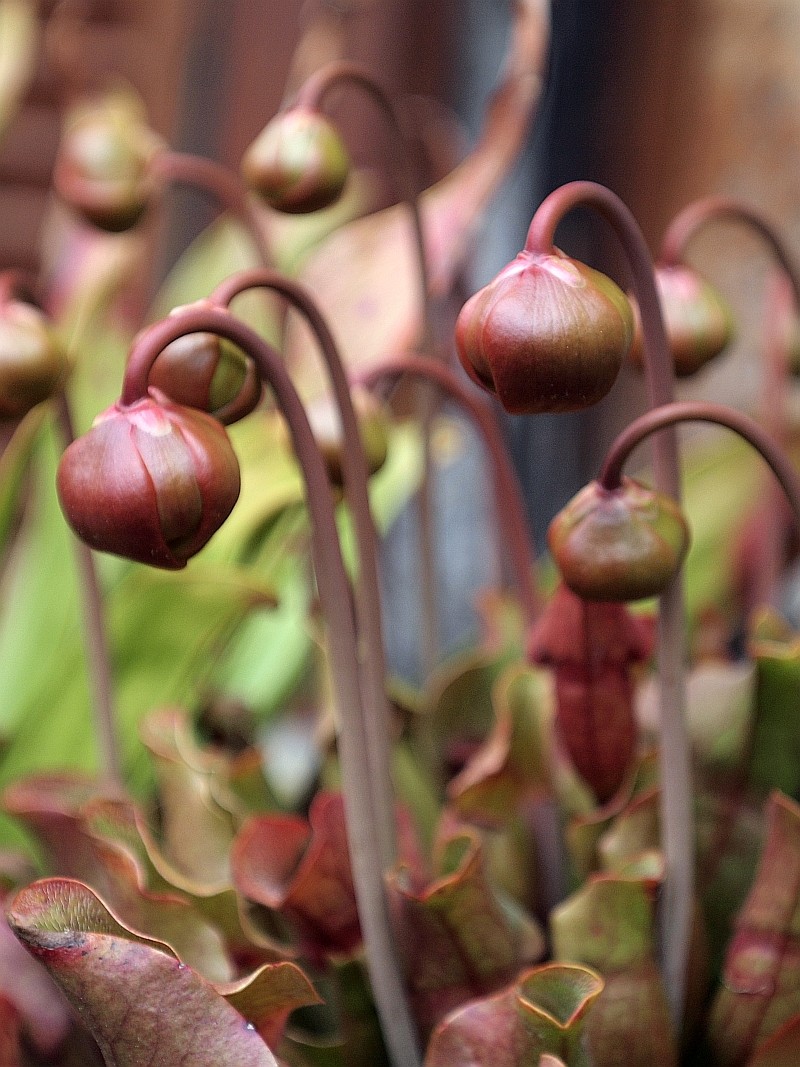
(150, 151, 272, 267)
(56, 395, 122, 788)
(0, 270, 121, 787)
(526, 180, 691, 1027)
(122, 306, 421, 1067)
(360, 355, 541, 628)
(211, 267, 397, 870)
(600, 399, 800, 529)
(660, 198, 800, 607)
(296, 61, 440, 678)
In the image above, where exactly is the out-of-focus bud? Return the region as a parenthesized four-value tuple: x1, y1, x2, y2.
(56, 391, 240, 569)
(548, 477, 690, 602)
(0, 300, 68, 419)
(279, 386, 390, 488)
(455, 249, 633, 414)
(147, 303, 262, 425)
(241, 108, 349, 214)
(53, 88, 163, 232)
(629, 265, 734, 377)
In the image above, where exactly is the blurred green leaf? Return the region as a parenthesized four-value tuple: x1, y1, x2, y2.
(0, 0, 37, 141)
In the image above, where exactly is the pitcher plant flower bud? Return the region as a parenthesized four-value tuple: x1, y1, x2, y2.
(56, 391, 240, 569)
(147, 303, 262, 425)
(241, 108, 350, 214)
(53, 88, 163, 232)
(455, 249, 634, 414)
(0, 299, 68, 419)
(299, 385, 390, 488)
(629, 264, 734, 377)
(548, 477, 690, 602)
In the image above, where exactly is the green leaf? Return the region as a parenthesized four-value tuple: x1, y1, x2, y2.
(0, 0, 37, 142)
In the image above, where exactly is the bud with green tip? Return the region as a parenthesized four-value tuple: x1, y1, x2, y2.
(147, 302, 262, 425)
(242, 108, 349, 214)
(629, 264, 734, 377)
(548, 477, 690, 602)
(0, 300, 68, 419)
(56, 391, 240, 569)
(53, 89, 163, 232)
(455, 249, 634, 414)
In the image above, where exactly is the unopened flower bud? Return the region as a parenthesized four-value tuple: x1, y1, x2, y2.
(56, 392, 240, 569)
(629, 265, 734, 377)
(54, 89, 163, 232)
(0, 300, 68, 419)
(147, 303, 262, 425)
(242, 108, 349, 214)
(455, 249, 633, 414)
(548, 477, 690, 602)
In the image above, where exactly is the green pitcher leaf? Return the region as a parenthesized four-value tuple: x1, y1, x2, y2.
(747, 610, 800, 797)
(424, 962, 603, 1067)
(551, 876, 677, 1067)
(709, 792, 800, 1065)
(7, 878, 279, 1066)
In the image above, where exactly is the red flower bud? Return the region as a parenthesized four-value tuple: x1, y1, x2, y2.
(241, 108, 349, 214)
(629, 265, 734, 377)
(147, 303, 262, 425)
(56, 392, 240, 569)
(0, 300, 67, 419)
(548, 477, 690, 602)
(53, 90, 163, 232)
(455, 249, 633, 414)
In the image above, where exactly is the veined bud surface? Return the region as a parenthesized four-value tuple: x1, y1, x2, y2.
(629, 265, 734, 377)
(56, 391, 240, 569)
(147, 304, 262, 425)
(0, 300, 68, 419)
(54, 89, 163, 232)
(548, 477, 690, 602)
(455, 249, 633, 414)
(242, 108, 349, 214)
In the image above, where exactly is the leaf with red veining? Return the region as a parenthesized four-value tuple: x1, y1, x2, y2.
(7, 879, 280, 1067)
(231, 791, 361, 961)
(3, 774, 234, 982)
(528, 584, 654, 803)
(551, 876, 677, 1067)
(388, 828, 544, 1038)
(709, 792, 800, 1066)
(285, 0, 550, 396)
(748, 1013, 800, 1066)
(448, 663, 553, 827)
(424, 963, 603, 1067)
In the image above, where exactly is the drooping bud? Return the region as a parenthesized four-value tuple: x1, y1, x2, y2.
(548, 477, 690, 602)
(241, 108, 349, 214)
(56, 391, 240, 569)
(0, 300, 68, 419)
(53, 88, 163, 232)
(147, 303, 262, 425)
(455, 249, 634, 414)
(299, 386, 390, 487)
(629, 264, 734, 377)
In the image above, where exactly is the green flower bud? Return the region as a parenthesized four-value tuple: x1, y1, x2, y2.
(147, 302, 262, 425)
(629, 265, 734, 377)
(548, 477, 690, 602)
(0, 300, 67, 419)
(54, 89, 163, 232)
(242, 108, 349, 214)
